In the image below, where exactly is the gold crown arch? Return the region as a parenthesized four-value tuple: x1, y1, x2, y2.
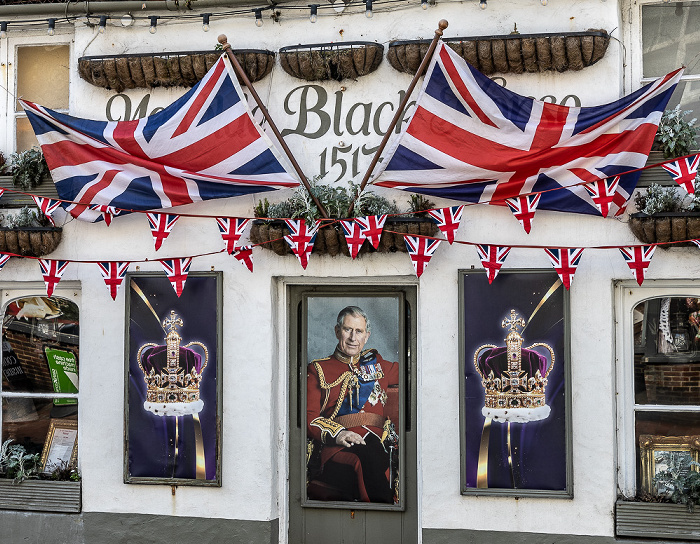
(137, 310, 209, 417)
(473, 309, 554, 423)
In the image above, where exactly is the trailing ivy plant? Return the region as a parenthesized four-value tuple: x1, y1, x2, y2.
(655, 105, 698, 159)
(8, 147, 50, 190)
(653, 461, 700, 512)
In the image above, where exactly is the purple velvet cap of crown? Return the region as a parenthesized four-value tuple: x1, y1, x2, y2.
(478, 346, 547, 378)
(141, 345, 203, 375)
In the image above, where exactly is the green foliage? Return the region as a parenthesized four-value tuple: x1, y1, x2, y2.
(3, 206, 50, 228)
(634, 183, 683, 215)
(0, 439, 40, 484)
(407, 194, 436, 217)
(8, 148, 50, 190)
(653, 462, 700, 512)
(253, 198, 270, 218)
(655, 106, 698, 159)
(46, 459, 80, 482)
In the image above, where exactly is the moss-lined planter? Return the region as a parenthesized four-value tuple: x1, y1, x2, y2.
(279, 42, 383, 81)
(388, 30, 609, 75)
(250, 217, 438, 256)
(628, 212, 700, 246)
(0, 227, 62, 257)
(616, 500, 700, 540)
(78, 49, 275, 91)
(0, 480, 80, 513)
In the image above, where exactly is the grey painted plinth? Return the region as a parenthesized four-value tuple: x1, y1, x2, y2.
(616, 500, 700, 541)
(423, 529, 622, 544)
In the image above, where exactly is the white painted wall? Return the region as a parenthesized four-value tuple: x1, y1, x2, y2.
(1, 0, 679, 539)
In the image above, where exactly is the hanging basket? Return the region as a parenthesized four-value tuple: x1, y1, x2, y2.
(0, 227, 62, 257)
(250, 218, 438, 256)
(78, 49, 275, 92)
(388, 30, 609, 75)
(628, 212, 700, 246)
(279, 42, 384, 81)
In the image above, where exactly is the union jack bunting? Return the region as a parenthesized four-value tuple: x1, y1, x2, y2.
(372, 42, 681, 215)
(427, 205, 464, 244)
(32, 196, 62, 226)
(404, 235, 441, 278)
(20, 55, 299, 222)
(340, 220, 365, 259)
(0, 188, 5, 201)
(355, 215, 387, 249)
(619, 245, 656, 286)
(97, 261, 130, 300)
(662, 155, 700, 194)
(0, 253, 11, 272)
(216, 217, 249, 254)
(506, 193, 541, 233)
(39, 259, 69, 297)
(284, 219, 319, 269)
(544, 247, 585, 290)
(583, 176, 620, 218)
(475, 244, 511, 283)
(234, 245, 254, 272)
(692, 239, 700, 249)
(89, 204, 120, 226)
(160, 258, 193, 297)
(148, 213, 179, 251)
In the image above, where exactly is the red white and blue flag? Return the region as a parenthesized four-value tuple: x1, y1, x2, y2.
(583, 176, 620, 218)
(475, 244, 510, 283)
(39, 259, 69, 297)
(148, 213, 179, 251)
(662, 155, 700, 194)
(233, 245, 254, 272)
(506, 193, 540, 233)
(284, 219, 319, 269)
(340, 220, 365, 258)
(160, 258, 192, 297)
(544, 247, 584, 290)
(356, 215, 387, 249)
(32, 196, 62, 226)
(89, 204, 120, 226)
(372, 42, 681, 216)
(619, 245, 656, 285)
(404, 235, 441, 277)
(427, 205, 464, 244)
(97, 261, 130, 300)
(20, 55, 299, 222)
(216, 217, 249, 254)
(0, 253, 11, 272)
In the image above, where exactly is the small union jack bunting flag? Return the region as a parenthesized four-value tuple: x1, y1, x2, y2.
(544, 248, 584, 290)
(356, 215, 387, 249)
(233, 245, 254, 272)
(216, 217, 249, 254)
(284, 219, 319, 269)
(340, 220, 365, 259)
(475, 244, 511, 284)
(89, 204, 120, 226)
(0, 253, 11, 272)
(160, 258, 193, 297)
(583, 177, 620, 218)
(32, 196, 62, 226)
(404, 235, 441, 278)
(427, 205, 464, 244)
(39, 259, 69, 297)
(619, 245, 656, 286)
(0, 188, 5, 201)
(692, 239, 700, 249)
(97, 261, 130, 300)
(505, 193, 541, 234)
(662, 155, 700, 194)
(148, 213, 179, 251)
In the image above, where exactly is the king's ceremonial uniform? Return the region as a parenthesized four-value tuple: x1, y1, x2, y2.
(307, 347, 399, 503)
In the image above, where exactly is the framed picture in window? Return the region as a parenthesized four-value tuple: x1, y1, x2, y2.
(639, 434, 700, 496)
(459, 269, 573, 497)
(39, 419, 78, 472)
(124, 272, 222, 486)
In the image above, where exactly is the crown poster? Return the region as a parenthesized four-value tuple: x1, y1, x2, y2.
(124, 272, 221, 485)
(459, 270, 572, 497)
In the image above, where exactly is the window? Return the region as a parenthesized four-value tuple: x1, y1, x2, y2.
(1, 290, 79, 508)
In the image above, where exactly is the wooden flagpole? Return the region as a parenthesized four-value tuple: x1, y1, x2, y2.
(346, 19, 448, 217)
(217, 35, 330, 219)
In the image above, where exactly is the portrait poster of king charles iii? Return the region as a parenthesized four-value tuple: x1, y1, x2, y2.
(305, 296, 402, 505)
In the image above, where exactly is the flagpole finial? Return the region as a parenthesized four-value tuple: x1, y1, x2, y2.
(438, 19, 448, 34)
(217, 34, 230, 50)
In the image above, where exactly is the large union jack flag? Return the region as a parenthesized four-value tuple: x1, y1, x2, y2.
(39, 259, 69, 297)
(97, 261, 130, 300)
(405, 235, 441, 277)
(20, 55, 299, 222)
(544, 247, 584, 290)
(662, 155, 700, 194)
(372, 42, 681, 215)
(475, 244, 510, 283)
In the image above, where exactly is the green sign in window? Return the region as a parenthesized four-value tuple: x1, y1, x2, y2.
(45, 347, 78, 405)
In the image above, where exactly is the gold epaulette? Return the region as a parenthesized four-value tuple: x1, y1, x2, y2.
(310, 417, 344, 443)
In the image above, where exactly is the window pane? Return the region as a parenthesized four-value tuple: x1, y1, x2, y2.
(16, 45, 69, 111)
(2, 296, 79, 394)
(650, 80, 700, 123)
(633, 297, 700, 405)
(643, 4, 700, 77)
(15, 116, 39, 153)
